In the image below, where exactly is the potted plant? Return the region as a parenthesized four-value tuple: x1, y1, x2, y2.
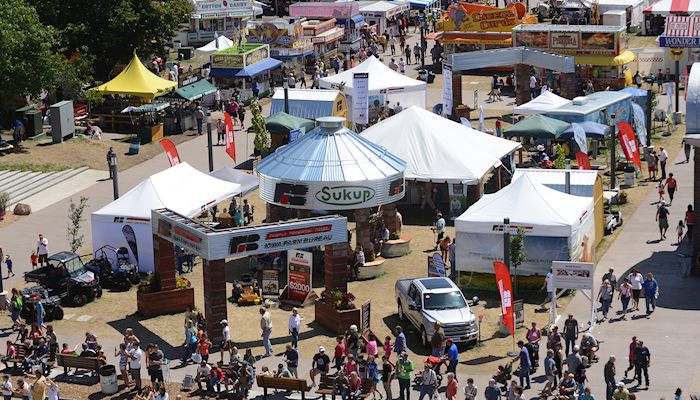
(315, 288, 360, 333)
(619, 191, 628, 204)
(0, 192, 9, 220)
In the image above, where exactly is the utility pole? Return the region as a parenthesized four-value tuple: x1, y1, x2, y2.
(206, 111, 214, 172)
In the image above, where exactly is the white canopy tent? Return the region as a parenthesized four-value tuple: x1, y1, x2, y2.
(196, 34, 234, 54)
(91, 163, 241, 272)
(455, 174, 595, 276)
(319, 56, 427, 113)
(209, 167, 260, 197)
(362, 106, 521, 183)
(513, 91, 572, 115)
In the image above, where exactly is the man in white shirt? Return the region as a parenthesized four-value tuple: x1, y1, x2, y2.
(196, 361, 212, 394)
(220, 319, 233, 363)
(288, 308, 302, 349)
(529, 73, 538, 99)
(260, 307, 273, 357)
(432, 213, 446, 250)
(540, 269, 554, 309)
(128, 340, 143, 391)
(658, 146, 668, 179)
(36, 234, 49, 267)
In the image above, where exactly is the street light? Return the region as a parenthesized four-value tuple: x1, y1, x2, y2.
(206, 111, 214, 172)
(109, 152, 119, 200)
(609, 112, 617, 190)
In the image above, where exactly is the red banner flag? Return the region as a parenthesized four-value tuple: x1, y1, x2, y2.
(493, 261, 515, 337)
(617, 122, 641, 169)
(576, 151, 591, 170)
(160, 139, 181, 167)
(224, 111, 236, 163)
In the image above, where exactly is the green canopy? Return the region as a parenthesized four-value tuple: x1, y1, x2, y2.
(159, 79, 217, 101)
(504, 115, 571, 139)
(265, 112, 316, 136)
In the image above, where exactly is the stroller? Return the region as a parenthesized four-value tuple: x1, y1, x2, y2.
(493, 361, 512, 392)
(525, 342, 540, 372)
(413, 356, 443, 387)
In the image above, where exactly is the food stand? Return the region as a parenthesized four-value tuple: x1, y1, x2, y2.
(121, 103, 168, 144)
(209, 44, 283, 102)
(157, 79, 217, 134)
(290, 2, 365, 53)
(512, 25, 635, 91)
(359, 0, 410, 37)
(301, 19, 345, 68)
(246, 18, 313, 71)
(186, 0, 259, 46)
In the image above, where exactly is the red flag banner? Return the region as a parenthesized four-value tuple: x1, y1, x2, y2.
(160, 139, 181, 166)
(224, 111, 236, 163)
(493, 261, 515, 337)
(617, 122, 641, 169)
(576, 151, 591, 170)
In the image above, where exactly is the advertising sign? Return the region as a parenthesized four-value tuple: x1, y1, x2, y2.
(352, 72, 369, 125)
(617, 122, 641, 169)
(660, 36, 700, 48)
(211, 45, 269, 69)
(443, 63, 453, 117)
(493, 261, 514, 337)
(160, 139, 181, 167)
(514, 31, 549, 48)
(550, 32, 579, 49)
(428, 253, 446, 277)
(287, 250, 313, 303)
(552, 261, 594, 290)
(194, 0, 255, 18)
(290, 2, 360, 18)
(580, 32, 615, 51)
(262, 269, 280, 295)
(439, 5, 519, 32)
(212, 54, 245, 69)
(513, 299, 524, 327)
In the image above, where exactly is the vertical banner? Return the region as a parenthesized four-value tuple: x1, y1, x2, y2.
(352, 73, 369, 124)
(442, 63, 453, 117)
(493, 261, 514, 337)
(287, 250, 313, 302)
(576, 152, 592, 170)
(160, 139, 181, 166)
(224, 111, 236, 162)
(571, 122, 588, 154)
(617, 122, 641, 169)
(631, 102, 647, 146)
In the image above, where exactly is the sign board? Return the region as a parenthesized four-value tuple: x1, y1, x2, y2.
(552, 261, 595, 290)
(288, 250, 313, 303)
(438, 5, 519, 32)
(211, 45, 270, 69)
(361, 300, 371, 331)
(664, 15, 700, 37)
(428, 253, 446, 277)
(513, 28, 620, 55)
(660, 36, 700, 48)
(513, 299, 524, 327)
(262, 269, 280, 295)
(289, 127, 306, 142)
(550, 32, 580, 49)
(442, 63, 453, 117)
(194, 0, 255, 18)
(152, 209, 348, 260)
(352, 72, 369, 125)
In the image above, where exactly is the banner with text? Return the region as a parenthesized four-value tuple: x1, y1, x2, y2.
(160, 139, 181, 167)
(288, 250, 313, 302)
(443, 63, 453, 117)
(352, 73, 369, 125)
(493, 261, 514, 337)
(552, 261, 594, 290)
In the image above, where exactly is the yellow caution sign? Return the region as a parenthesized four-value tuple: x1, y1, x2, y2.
(670, 48, 684, 61)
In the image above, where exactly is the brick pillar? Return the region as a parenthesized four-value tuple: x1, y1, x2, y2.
(559, 73, 578, 100)
(203, 258, 227, 344)
(153, 235, 176, 291)
(382, 203, 398, 235)
(515, 64, 531, 106)
(266, 203, 287, 223)
(324, 243, 349, 293)
(451, 69, 462, 118)
(354, 208, 371, 254)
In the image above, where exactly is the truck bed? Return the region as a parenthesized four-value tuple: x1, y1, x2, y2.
(395, 279, 413, 296)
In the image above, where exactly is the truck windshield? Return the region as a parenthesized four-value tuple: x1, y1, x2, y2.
(423, 291, 467, 310)
(62, 257, 86, 278)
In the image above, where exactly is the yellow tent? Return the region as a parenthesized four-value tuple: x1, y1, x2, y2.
(92, 51, 177, 99)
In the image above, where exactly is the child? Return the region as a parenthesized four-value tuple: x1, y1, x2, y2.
(334, 335, 345, 372)
(30, 251, 38, 270)
(383, 336, 392, 361)
(657, 179, 666, 202)
(4, 256, 12, 278)
(677, 220, 685, 245)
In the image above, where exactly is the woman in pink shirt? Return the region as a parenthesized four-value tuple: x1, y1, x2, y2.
(365, 333, 378, 358)
(348, 371, 363, 399)
(383, 336, 392, 360)
(619, 277, 633, 319)
(526, 322, 542, 361)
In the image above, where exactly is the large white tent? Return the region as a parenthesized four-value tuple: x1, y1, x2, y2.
(319, 56, 427, 111)
(362, 106, 520, 183)
(513, 91, 572, 115)
(91, 163, 241, 272)
(196, 34, 234, 54)
(455, 174, 595, 276)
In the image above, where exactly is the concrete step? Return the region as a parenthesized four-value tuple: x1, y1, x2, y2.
(9, 167, 89, 208)
(6, 171, 60, 202)
(1, 171, 45, 196)
(0, 170, 32, 186)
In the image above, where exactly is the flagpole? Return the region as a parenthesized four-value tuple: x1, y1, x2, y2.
(207, 111, 214, 172)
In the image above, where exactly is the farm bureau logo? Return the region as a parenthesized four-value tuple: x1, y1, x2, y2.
(315, 185, 375, 206)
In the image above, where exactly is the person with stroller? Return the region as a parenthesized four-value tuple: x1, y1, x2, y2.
(512, 340, 532, 390)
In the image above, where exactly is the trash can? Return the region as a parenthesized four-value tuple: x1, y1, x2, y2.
(623, 165, 636, 187)
(99, 365, 118, 394)
(128, 139, 140, 155)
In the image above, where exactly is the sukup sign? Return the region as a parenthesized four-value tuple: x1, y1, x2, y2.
(315, 186, 376, 206)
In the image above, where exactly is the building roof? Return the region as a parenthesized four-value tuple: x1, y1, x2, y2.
(91, 51, 178, 99)
(272, 88, 340, 102)
(545, 91, 631, 116)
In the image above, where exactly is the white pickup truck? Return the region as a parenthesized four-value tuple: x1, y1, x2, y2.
(395, 277, 479, 347)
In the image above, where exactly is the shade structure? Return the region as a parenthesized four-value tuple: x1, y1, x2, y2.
(361, 106, 521, 184)
(270, 89, 344, 120)
(644, 0, 700, 15)
(574, 50, 636, 67)
(559, 121, 611, 139)
(91, 162, 241, 272)
(319, 56, 427, 110)
(265, 112, 316, 136)
(513, 91, 572, 115)
(209, 57, 283, 78)
(92, 51, 178, 99)
(209, 167, 260, 197)
(255, 117, 406, 210)
(455, 173, 595, 275)
(121, 103, 170, 113)
(504, 114, 570, 139)
(197, 35, 234, 54)
(619, 87, 648, 97)
(159, 79, 217, 101)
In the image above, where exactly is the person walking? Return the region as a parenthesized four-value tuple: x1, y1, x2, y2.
(260, 307, 273, 357)
(624, 336, 638, 379)
(288, 308, 302, 349)
(380, 355, 393, 400)
(642, 272, 659, 315)
(513, 340, 531, 389)
(563, 314, 578, 354)
(618, 278, 632, 319)
(633, 341, 651, 388)
(446, 372, 458, 400)
(604, 356, 616, 400)
(216, 118, 225, 145)
(602, 268, 617, 289)
(464, 378, 478, 400)
(658, 146, 668, 179)
(444, 338, 458, 374)
(656, 201, 670, 240)
(628, 270, 644, 311)
(36, 234, 49, 267)
(666, 173, 677, 205)
(284, 343, 299, 378)
(683, 138, 692, 163)
(543, 350, 557, 395)
(393, 326, 407, 355)
(195, 106, 205, 135)
(686, 204, 695, 241)
(484, 379, 500, 400)
(597, 279, 614, 322)
(106, 147, 115, 179)
(417, 363, 438, 400)
(540, 269, 555, 310)
(396, 352, 414, 400)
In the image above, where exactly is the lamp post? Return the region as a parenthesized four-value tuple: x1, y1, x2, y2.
(420, 25, 426, 70)
(609, 112, 617, 190)
(109, 152, 119, 200)
(206, 111, 214, 172)
(283, 78, 289, 114)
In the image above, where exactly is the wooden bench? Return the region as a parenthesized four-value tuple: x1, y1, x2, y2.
(6, 344, 26, 373)
(256, 375, 310, 400)
(56, 354, 100, 376)
(316, 374, 373, 400)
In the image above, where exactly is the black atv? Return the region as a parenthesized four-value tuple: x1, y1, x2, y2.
(19, 286, 64, 323)
(85, 245, 140, 290)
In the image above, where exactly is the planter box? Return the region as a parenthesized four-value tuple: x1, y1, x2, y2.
(381, 236, 411, 258)
(137, 287, 194, 317)
(315, 299, 361, 335)
(357, 257, 386, 280)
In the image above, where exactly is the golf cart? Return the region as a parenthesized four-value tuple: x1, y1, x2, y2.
(230, 273, 263, 306)
(604, 205, 623, 234)
(19, 286, 64, 323)
(24, 251, 103, 307)
(85, 245, 140, 290)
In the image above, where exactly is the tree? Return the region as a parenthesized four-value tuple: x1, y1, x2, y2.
(66, 196, 89, 252)
(34, 0, 193, 81)
(0, 0, 61, 98)
(251, 99, 271, 153)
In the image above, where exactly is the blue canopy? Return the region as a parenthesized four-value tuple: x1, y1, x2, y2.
(410, 0, 434, 7)
(619, 87, 648, 97)
(210, 57, 282, 78)
(559, 121, 610, 139)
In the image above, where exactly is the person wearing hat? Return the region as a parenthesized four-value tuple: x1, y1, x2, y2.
(396, 352, 414, 400)
(195, 106, 205, 135)
(656, 199, 670, 241)
(443, 338, 458, 374)
(219, 320, 233, 363)
(612, 382, 629, 399)
(512, 340, 531, 389)
(309, 346, 330, 388)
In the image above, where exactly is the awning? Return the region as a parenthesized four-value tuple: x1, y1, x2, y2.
(121, 103, 170, 113)
(160, 79, 217, 101)
(431, 31, 512, 45)
(575, 50, 636, 66)
(351, 14, 365, 24)
(410, 0, 435, 8)
(210, 57, 282, 78)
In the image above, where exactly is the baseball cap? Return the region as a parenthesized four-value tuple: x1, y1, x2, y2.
(574, 345, 580, 351)
(220, 319, 228, 325)
(319, 346, 326, 352)
(617, 382, 624, 387)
